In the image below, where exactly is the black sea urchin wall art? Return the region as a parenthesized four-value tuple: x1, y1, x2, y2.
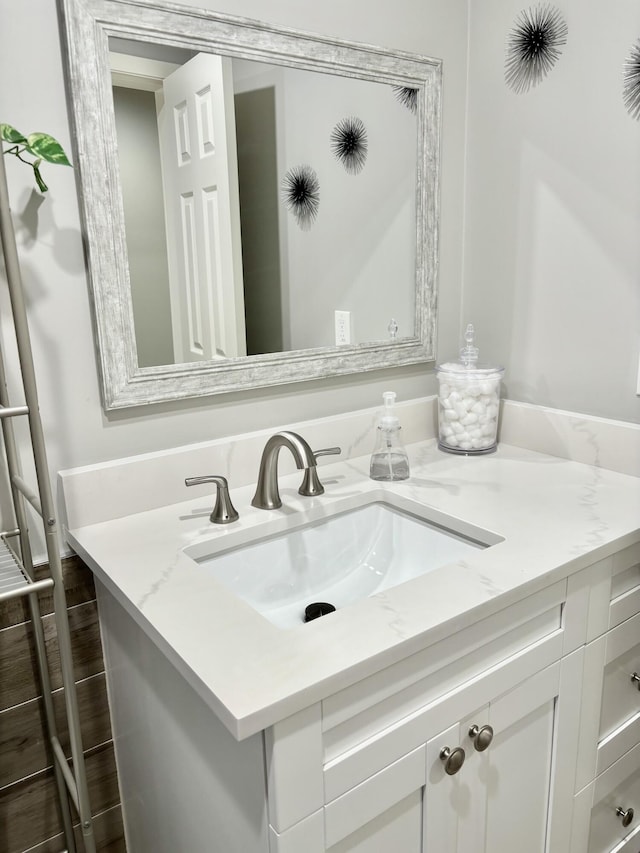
(282, 165, 320, 230)
(330, 117, 368, 175)
(505, 4, 568, 94)
(392, 86, 418, 114)
(623, 40, 640, 120)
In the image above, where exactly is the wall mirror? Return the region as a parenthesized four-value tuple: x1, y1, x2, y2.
(58, 0, 442, 409)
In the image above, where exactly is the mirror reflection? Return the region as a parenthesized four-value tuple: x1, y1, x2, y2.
(110, 41, 418, 369)
(58, 0, 441, 408)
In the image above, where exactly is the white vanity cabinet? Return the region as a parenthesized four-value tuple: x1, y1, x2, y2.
(57, 398, 640, 852)
(571, 542, 640, 853)
(94, 542, 640, 853)
(267, 578, 585, 853)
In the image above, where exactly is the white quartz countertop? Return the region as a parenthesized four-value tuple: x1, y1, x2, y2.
(65, 439, 640, 740)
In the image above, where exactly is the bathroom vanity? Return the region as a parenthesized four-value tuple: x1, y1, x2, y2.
(59, 400, 640, 852)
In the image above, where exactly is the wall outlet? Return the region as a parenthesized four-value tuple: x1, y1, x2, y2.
(335, 310, 351, 346)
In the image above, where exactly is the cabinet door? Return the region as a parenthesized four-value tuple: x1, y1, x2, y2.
(482, 666, 557, 853)
(327, 790, 425, 853)
(324, 746, 427, 853)
(424, 721, 470, 851)
(424, 664, 560, 853)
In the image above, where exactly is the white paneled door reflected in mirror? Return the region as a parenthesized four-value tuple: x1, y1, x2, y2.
(58, 0, 441, 408)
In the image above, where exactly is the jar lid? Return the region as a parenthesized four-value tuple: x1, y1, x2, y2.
(436, 323, 504, 378)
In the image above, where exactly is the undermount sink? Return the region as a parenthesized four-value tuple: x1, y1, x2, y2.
(184, 497, 499, 630)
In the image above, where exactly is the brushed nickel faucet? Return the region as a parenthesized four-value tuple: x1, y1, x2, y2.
(251, 431, 340, 510)
(185, 475, 239, 524)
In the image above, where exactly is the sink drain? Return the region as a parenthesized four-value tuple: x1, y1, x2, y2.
(304, 602, 336, 622)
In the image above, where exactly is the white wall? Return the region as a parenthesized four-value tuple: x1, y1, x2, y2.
(463, 0, 640, 423)
(0, 0, 468, 507)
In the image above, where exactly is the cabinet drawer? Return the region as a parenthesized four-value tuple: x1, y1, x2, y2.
(596, 713, 640, 778)
(609, 542, 640, 630)
(322, 581, 565, 765)
(588, 743, 640, 853)
(323, 645, 562, 801)
(576, 617, 640, 788)
(599, 612, 640, 743)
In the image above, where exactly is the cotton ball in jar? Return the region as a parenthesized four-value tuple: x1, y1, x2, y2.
(436, 365, 503, 453)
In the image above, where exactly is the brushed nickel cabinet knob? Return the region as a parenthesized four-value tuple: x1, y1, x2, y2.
(616, 806, 634, 828)
(439, 746, 465, 775)
(468, 723, 494, 752)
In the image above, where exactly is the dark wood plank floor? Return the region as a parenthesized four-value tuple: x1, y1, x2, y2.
(0, 555, 126, 852)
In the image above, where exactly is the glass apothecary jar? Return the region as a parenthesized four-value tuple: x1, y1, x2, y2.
(436, 324, 504, 455)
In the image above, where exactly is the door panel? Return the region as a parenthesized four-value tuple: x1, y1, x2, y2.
(484, 664, 558, 853)
(423, 664, 559, 853)
(328, 790, 424, 853)
(484, 699, 555, 853)
(424, 722, 466, 851)
(159, 52, 246, 361)
(326, 746, 427, 853)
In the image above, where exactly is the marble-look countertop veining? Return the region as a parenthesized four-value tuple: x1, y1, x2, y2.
(63, 439, 640, 740)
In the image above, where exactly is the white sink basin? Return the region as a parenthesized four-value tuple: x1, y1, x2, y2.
(185, 498, 498, 629)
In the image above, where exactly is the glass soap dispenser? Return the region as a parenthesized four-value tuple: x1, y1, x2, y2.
(370, 391, 410, 481)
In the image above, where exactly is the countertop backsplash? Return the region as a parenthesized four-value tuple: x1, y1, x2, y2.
(59, 397, 638, 533)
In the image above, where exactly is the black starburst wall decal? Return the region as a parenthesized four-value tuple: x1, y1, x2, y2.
(281, 165, 320, 230)
(623, 40, 640, 120)
(330, 117, 368, 175)
(505, 5, 568, 94)
(392, 86, 418, 114)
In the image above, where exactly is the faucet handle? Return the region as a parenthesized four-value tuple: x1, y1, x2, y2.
(185, 475, 239, 524)
(313, 447, 341, 460)
(298, 446, 342, 497)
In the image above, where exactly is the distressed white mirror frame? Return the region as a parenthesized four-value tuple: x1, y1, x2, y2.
(57, 0, 442, 410)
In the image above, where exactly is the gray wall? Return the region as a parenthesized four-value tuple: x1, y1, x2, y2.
(112, 86, 174, 368)
(0, 0, 468, 500)
(462, 0, 640, 422)
(281, 68, 416, 350)
(3, 0, 637, 558)
(232, 57, 417, 351)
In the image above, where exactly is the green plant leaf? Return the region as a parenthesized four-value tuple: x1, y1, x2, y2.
(1, 123, 28, 145)
(25, 132, 72, 166)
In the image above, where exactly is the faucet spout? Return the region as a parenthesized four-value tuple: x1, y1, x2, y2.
(251, 431, 316, 510)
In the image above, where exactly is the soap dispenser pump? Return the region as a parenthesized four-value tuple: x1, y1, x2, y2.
(370, 391, 410, 481)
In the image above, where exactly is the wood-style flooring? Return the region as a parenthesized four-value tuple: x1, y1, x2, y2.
(0, 555, 126, 852)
